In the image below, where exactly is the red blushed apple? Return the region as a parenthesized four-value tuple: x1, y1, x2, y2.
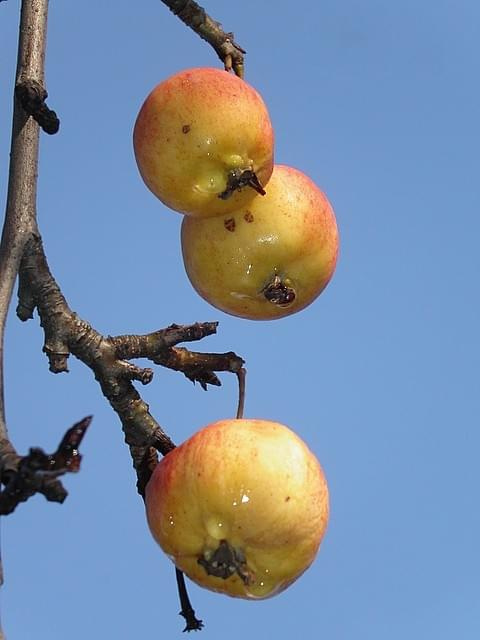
(133, 67, 274, 218)
(181, 164, 339, 320)
(145, 419, 329, 599)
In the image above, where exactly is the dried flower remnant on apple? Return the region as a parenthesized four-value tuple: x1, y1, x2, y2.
(145, 419, 329, 599)
(133, 67, 274, 218)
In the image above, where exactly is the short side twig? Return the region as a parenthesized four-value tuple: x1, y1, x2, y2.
(160, 0, 246, 77)
(153, 347, 244, 390)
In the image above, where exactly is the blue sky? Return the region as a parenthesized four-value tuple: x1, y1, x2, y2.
(1, 1, 479, 638)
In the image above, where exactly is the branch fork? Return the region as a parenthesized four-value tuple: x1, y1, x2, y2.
(16, 234, 245, 489)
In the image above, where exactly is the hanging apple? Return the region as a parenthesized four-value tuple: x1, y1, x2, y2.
(133, 67, 274, 218)
(145, 418, 329, 599)
(181, 164, 339, 319)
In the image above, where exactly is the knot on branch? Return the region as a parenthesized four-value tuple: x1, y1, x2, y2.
(15, 80, 60, 134)
(0, 416, 91, 515)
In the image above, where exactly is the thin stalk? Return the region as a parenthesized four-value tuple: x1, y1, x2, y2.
(0, 0, 47, 446)
(0, 3, 50, 633)
(236, 368, 246, 419)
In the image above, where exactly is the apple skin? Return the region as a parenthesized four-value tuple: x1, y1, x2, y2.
(133, 67, 274, 218)
(145, 419, 329, 599)
(181, 164, 339, 320)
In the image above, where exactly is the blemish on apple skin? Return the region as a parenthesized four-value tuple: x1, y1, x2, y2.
(224, 217, 236, 232)
(285, 496, 291, 502)
(244, 210, 254, 223)
(182, 124, 191, 134)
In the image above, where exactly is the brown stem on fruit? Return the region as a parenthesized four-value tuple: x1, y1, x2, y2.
(236, 367, 246, 419)
(175, 568, 204, 632)
(262, 274, 296, 307)
(160, 0, 246, 77)
(0, 416, 91, 515)
(219, 169, 266, 200)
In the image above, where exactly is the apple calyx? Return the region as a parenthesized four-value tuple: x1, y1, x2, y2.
(219, 168, 266, 200)
(198, 539, 254, 585)
(262, 274, 296, 307)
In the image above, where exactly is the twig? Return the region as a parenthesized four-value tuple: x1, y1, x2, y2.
(0, 416, 91, 515)
(154, 347, 244, 390)
(0, 0, 47, 462)
(0, 0, 50, 613)
(160, 0, 246, 77)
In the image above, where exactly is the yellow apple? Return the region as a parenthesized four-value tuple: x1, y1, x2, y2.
(133, 67, 274, 217)
(145, 418, 329, 599)
(181, 164, 339, 319)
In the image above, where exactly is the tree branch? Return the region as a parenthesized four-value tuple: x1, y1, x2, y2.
(0, 1, 50, 614)
(0, 0, 48, 463)
(160, 0, 246, 77)
(17, 234, 244, 495)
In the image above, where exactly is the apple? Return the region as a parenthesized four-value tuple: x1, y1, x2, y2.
(145, 418, 329, 599)
(181, 164, 339, 320)
(133, 67, 274, 218)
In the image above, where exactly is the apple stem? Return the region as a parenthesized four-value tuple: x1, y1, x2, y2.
(175, 568, 204, 632)
(236, 367, 246, 419)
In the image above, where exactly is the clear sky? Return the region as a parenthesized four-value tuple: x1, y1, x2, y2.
(1, 1, 479, 638)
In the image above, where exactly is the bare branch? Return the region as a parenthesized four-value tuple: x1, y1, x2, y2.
(160, 0, 246, 77)
(17, 235, 245, 491)
(0, 0, 51, 605)
(0, 0, 48, 459)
